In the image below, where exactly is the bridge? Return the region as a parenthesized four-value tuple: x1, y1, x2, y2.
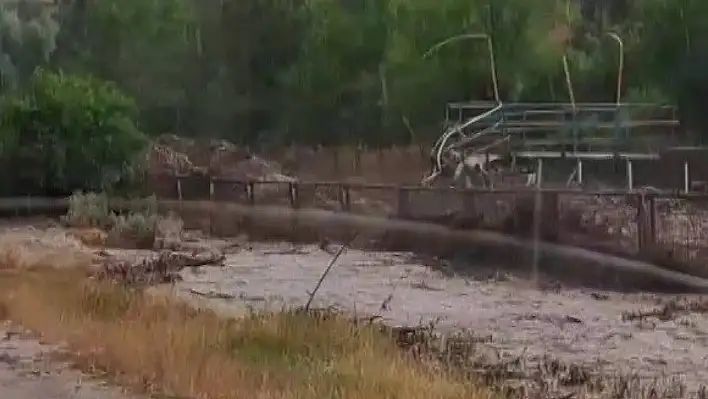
(422, 33, 705, 191)
(426, 101, 695, 190)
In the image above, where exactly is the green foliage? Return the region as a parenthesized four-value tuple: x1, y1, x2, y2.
(52, 0, 196, 134)
(40, 0, 707, 146)
(2, 0, 708, 183)
(0, 0, 59, 91)
(0, 69, 148, 195)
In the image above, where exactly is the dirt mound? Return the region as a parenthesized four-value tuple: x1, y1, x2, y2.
(145, 140, 200, 176)
(145, 134, 292, 183)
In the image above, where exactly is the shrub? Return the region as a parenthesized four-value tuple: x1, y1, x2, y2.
(64, 192, 111, 229)
(0, 69, 148, 196)
(106, 212, 158, 249)
(64, 192, 160, 249)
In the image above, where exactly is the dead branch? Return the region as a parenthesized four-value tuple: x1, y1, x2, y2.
(304, 234, 357, 311)
(622, 297, 708, 321)
(97, 250, 225, 286)
(187, 288, 235, 300)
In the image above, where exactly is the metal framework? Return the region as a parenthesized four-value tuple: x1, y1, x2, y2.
(421, 32, 690, 191)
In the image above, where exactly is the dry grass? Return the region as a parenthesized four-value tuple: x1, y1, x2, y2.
(0, 227, 94, 270)
(0, 232, 490, 399)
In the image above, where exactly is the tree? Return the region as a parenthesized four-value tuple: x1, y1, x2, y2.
(52, 0, 196, 135)
(0, 69, 147, 195)
(0, 0, 59, 92)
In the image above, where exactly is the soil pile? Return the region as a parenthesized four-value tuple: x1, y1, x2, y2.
(145, 134, 292, 182)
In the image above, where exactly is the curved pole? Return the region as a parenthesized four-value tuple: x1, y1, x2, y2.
(562, 54, 576, 112)
(563, 0, 576, 112)
(422, 33, 500, 104)
(605, 32, 624, 106)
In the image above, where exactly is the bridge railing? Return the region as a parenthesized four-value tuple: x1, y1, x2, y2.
(445, 102, 681, 151)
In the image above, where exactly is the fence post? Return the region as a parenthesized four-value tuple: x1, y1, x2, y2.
(246, 181, 255, 205)
(354, 144, 362, 175)
(288, 182, 299, 209)
(287, 182, 299, 236)
(648, 195, 656, 247)
(333, 147, 340, 179)
(396, 187, 410, 219)
(338, 184, 351, 212)
(540, 191, 560, 242)
(377, 147, 384, 172)
(636, 193, 646, 254)
(208, 179, 215, 235)
(636, 193, 657, 256)
(176, 176, 183, 200)
(462, 189, 476, 219)
(176, 175, 183, 213)
(292, 145, 300, 176)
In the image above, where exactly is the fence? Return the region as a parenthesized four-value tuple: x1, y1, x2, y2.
(136, 173, 708, 276)
(1, 173, 707, 278)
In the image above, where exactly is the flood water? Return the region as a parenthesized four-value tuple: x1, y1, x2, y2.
(176, 242, 708, 393)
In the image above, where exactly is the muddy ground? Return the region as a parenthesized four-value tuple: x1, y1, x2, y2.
(0, 323, 142, 399)
(170, 241, 708, 395)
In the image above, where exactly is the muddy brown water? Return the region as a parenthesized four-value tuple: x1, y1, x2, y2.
(173, 242, 708, 394)
(164, 202, 708, 293)
(4, 216, 708, 395)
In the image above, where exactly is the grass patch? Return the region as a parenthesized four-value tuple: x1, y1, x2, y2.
(0, 234, 489, 399)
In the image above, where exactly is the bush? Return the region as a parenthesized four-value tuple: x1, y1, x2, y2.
(106, 212, 158, 249)
(0, 69, 148, 196)
(64, 192, 160, 249)
(64, 192, 111, 229)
